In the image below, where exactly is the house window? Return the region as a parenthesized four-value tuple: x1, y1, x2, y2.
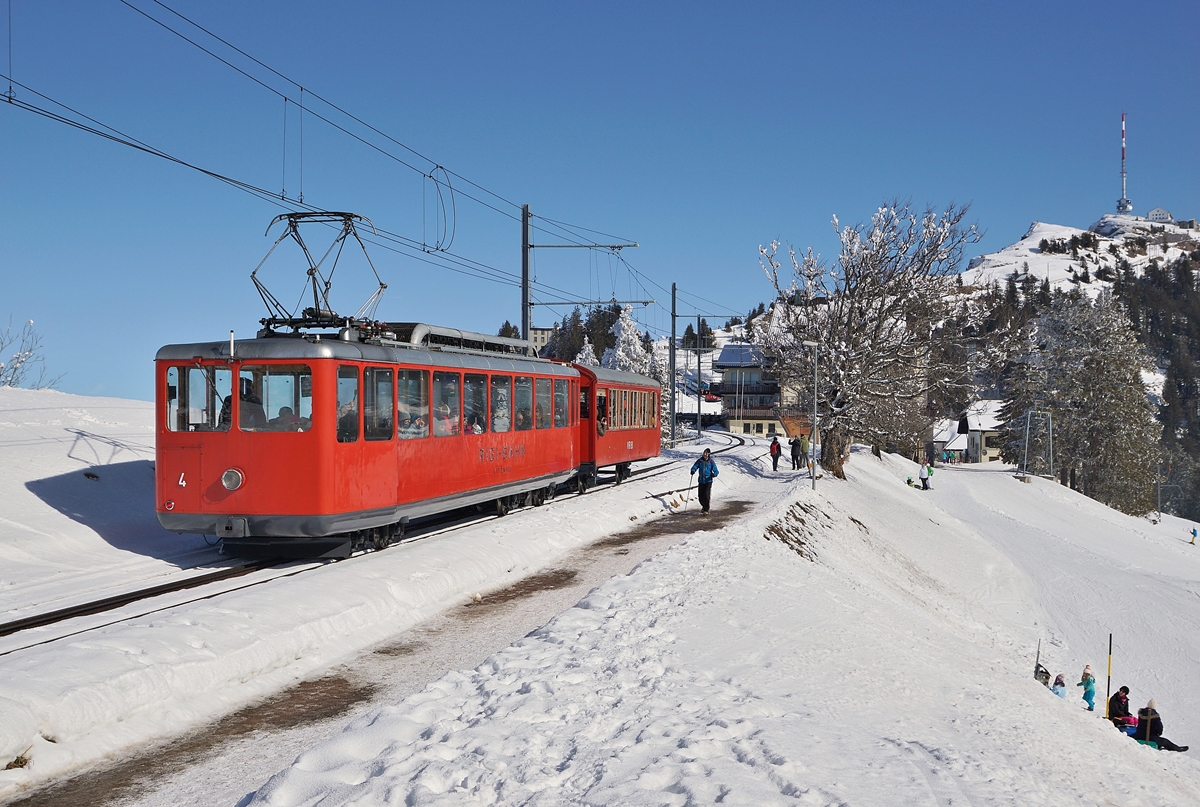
(742, 423, 751, 434)
(768, 423, 777, 434)
(755, 422, 764, 433)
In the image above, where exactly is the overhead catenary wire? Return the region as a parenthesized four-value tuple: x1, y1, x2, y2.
(0, 72, 596, 304)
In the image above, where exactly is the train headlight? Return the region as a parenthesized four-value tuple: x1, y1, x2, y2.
(221, 468, 245, 491)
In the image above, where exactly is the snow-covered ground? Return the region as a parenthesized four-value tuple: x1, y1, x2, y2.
(6, 389, 1200, 805)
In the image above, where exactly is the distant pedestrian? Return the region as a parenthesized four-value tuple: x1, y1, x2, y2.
(1191, 527, 1197, 546)
(691, 449, 719, 515)
(918, 461, 931, 490)
(1135, 700, 1188, 752)
(1078, 665, 1096, 711)
(789, 435, 803, 470)
(769, 436, 782, 471)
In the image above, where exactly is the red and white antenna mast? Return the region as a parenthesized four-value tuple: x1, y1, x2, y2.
(1117, 113, 1133, 214)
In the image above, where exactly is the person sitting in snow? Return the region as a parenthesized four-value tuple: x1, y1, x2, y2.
(1052, 674, 1067, 698)
(1077, 665, 1096, 711)
(1108, 686, 1136, 728)
(1135, 699, 1188, 752)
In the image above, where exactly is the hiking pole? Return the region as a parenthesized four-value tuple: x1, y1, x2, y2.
(683, 474, 694, 512)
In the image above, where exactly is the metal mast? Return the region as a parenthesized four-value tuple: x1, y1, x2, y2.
(1117, 113, 1134, 214)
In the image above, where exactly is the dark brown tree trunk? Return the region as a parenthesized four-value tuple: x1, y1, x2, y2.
(821, 424, 851, 479)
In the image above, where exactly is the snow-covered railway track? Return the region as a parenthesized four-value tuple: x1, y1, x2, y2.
(0, 434, 746, 653)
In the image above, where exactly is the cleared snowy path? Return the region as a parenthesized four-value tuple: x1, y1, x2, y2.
(248, 449, 1200, 806)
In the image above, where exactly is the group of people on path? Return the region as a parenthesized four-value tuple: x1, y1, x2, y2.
(767, 434, 810, 473)
(1046, 665, 1187, 752)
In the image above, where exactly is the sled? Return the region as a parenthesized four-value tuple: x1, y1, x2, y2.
(1135, 739, 1159, 749)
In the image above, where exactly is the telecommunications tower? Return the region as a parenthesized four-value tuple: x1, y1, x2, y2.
(1116, 113, 1134, 214)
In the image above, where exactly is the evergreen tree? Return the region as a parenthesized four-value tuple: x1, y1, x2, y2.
(497, 320, 521, 339)
(574, 335, 600, 367)
(600, 306, 650, 375)
(998, 290, 1159, 515)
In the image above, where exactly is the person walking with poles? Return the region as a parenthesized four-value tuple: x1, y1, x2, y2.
(691, 449, 719, 515)
(769, 436, 782, 472)
(789, 434, 803, 470)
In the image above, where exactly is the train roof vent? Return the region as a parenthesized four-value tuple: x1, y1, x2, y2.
(380, 323, 537, 358)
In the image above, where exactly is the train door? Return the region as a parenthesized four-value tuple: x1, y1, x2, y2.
(333, 364, 365, 509)
(361, 366, 399, 505)
(577, 380, 594, 470)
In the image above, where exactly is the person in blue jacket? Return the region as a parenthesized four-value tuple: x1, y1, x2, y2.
(691, 448, 719, 515)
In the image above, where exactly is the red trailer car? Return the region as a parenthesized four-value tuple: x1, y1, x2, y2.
(573, 365, 662, 490)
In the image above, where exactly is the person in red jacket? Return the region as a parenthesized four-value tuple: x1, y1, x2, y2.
(769, 436, 782, 471)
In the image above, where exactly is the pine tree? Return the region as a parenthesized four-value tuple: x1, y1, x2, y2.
(999, 290, 1159, 514)
(574, 335, 600, 367)
(600, 306, 650, 375)
(497, 320, 521, 339)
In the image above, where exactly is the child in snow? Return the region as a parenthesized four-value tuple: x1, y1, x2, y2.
(1052, 674, 1067, 698)
(1078, 665, 1096, 711)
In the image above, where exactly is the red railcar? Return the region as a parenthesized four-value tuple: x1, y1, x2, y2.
(573, 365, 662, 490)
(155, 323, 660, 557)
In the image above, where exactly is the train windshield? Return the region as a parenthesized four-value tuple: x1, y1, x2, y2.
(165, 365, 232, 432)
(238, 365, 313, 432)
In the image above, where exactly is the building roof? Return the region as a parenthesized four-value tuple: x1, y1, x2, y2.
(931, 418, 959, 444)
(713, 343, 767, 369)
(961, 399, 1005, 432)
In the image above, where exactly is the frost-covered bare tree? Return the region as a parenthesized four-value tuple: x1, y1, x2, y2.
(0, 318, 63, 389)
(758, 202, 981, 478)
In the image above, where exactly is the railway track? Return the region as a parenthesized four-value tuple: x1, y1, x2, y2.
(0, 432, 748, 650)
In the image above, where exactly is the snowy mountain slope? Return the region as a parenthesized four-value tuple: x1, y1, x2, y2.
(248, 449, 1200, 806)
(961, 214, 1199, 295)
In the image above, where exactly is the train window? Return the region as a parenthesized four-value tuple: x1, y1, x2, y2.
(579, 387, 591, 420)
(336, 366, 360, 442)
(364, 367, 394, 441)
(535, 379, 552, 429)
(620, 389, 628, 429)
(464, 374, 488, 434)
(651, 392, 658, 428)
(513, 377, 533, 431)
(491, 376, 511, 433)
(398, 369, 429, 438)
(166, 365, 232, 432)
(433, 372, 461, 436)
(595, 389, 607, 430)
(237, 365, 313, 432)
(553, 379, 568, 428)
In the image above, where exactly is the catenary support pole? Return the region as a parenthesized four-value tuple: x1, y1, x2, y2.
(669, 283, 676, 447)
(521, 204, 531, 341)
(696, 315, 703, 435)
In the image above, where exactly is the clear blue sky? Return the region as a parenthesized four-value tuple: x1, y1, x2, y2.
(2, 1, 1197, 400)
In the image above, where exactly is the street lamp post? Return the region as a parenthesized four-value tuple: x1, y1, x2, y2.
(803, 341, 818, 491)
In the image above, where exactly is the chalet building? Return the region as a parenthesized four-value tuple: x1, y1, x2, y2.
(529, 327, 554, 355)
(710, 343, 785, 436)
(958, 400, 1005, 463)
(1147, 207, 1174, 224)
